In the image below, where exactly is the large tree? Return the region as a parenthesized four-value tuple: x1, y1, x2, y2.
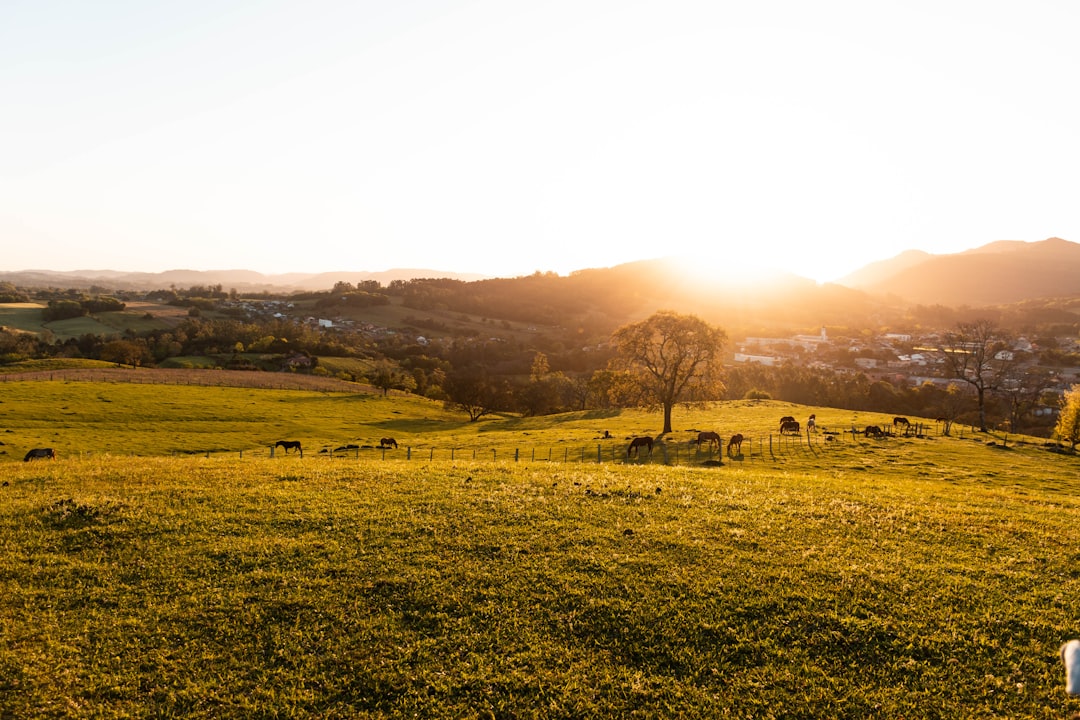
(369, 359, 417, 397)
(443, 368, 511, 422)
(611, 310, 727, 434)
(937, 319, 1017, 432)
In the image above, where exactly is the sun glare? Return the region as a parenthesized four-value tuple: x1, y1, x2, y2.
(666, 253, 826, 292)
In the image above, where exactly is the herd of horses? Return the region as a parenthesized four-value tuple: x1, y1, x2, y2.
(20, 438, 406, 461)
(20, 413, 928, 464)
(273, 438, 399, 455)
(624, 412, 837, 461)
(626, 431, 748, 459)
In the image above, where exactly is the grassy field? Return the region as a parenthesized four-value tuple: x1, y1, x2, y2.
(0, 301, 187, 340)
(1, 378, 1079, 717)
(0, 373, 1026, 463)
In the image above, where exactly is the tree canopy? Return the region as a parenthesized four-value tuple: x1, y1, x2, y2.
(611, 310, 727, 434)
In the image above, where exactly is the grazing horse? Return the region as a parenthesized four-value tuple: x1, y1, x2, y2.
(780, 420, 801, 435)
(627, 436, 653, 457)
(379, 437, 398, 449)
(864, 425, 884, 438)
(695, 431, 721, 451)
(893, 416, 910, 429)
(727, 433, 745, 456)
(779, 416, 796, 431)
(23, 448, 56, 462)
(807, 414, 817, 432)
(274, 440, 302, 454)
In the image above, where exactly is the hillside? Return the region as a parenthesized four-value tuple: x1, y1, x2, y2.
(840, 237, 1080, 305)
(1, 385, 1078, 717)
(0, 267, 491, 292)
(5, 239, 1080, 340)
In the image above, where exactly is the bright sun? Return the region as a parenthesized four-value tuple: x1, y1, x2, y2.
(666, 253, 828, 292)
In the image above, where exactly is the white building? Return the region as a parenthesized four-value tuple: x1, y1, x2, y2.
(734, 353, 778, 366)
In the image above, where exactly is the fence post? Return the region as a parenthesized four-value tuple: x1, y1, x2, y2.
(515, 448, 520, 462)
(407, 447, 412, 460)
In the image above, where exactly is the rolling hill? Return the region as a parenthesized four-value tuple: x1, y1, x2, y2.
(839, 237, 1080, 306)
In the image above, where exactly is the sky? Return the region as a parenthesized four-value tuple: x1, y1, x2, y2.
(2, 1, 1079, 284)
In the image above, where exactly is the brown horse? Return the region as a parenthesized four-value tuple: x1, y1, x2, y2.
(727, 433, 745, 456)
(865, 425, 884, 438)
(274, 440, 302, 454)
(627, 436, 653, 457)
(695, 431, 721, 451)
(893, 416, 910, 429)
(780, 420, 801, 435)
(379, 437, 398, 449)
(779, 416, 796, 430)
(23, 448, 56, 462)
(807, 414, 817, 432)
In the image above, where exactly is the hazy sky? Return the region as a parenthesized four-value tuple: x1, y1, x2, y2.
(2, 1, 1078, 283)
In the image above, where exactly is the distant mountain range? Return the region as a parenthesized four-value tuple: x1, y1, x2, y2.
(838, 237, 1080, 306)
(3, 237, 1079, 309)
(0, 267, 491, 292)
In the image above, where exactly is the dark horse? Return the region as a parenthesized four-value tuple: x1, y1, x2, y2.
(893, 416, 910, 429)
(379, 438, 398, 449)
(627, 436, 653, 457)
(779, 416, 796, 431)
(727, 433, 745, 456)
(274, 440, 302, 454)
(780, 420, 801, 435)
(865, 425, 885, 438)
(24, 448, 56, 462)
(695, 431, 721, 451)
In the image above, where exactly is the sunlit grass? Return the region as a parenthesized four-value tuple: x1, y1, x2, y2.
(1, 456, 1078, 717)
(2, 380, 1079, 715)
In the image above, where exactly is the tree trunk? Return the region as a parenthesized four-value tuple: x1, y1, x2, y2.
(663, 403, 673, 434)
(977, 387, 987, 431)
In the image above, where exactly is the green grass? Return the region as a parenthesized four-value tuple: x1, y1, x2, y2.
(316, 355, 375, 378)
(1, 378, 1079, 717)
(0, 380, 1050, 468)
(0, 302, 48, 333)
(158, 355, 226, 369)
(0, 358, 119, 373)
(0, 301, 184, 340)
(1, 456, 1078, 718)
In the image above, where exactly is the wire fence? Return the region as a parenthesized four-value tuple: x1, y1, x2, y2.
(176, 425, 940, 465)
